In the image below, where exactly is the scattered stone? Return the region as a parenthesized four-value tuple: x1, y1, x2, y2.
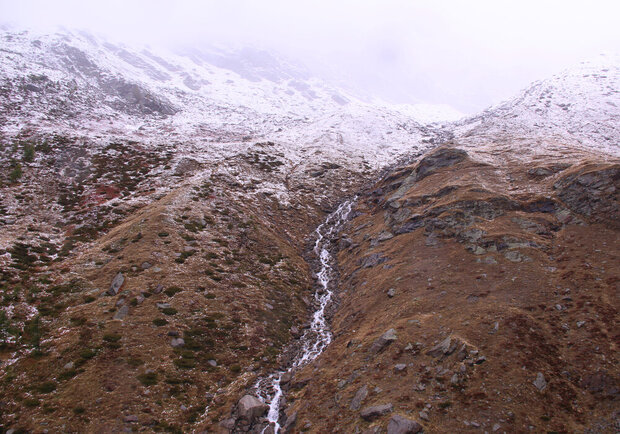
(208, 359, 217, 367)
(180, 405, 187, 411)
(418, 411, 429, 421)
(394, 364, 407, 373)
(426, 336, 458, 358)
(113, 305, 129, 320)
(387, 288, 396, 298)
(153, 284, 164, 294)
(141, 262, 152, 270)
(237, 395, 269, 422)
(387, 415, 423, 434)
(493, 423, 501, 432)
(124, 415, 138, 423)
(63, 361, 74, 370)
(369, 329, 397, 354)
(533, 372, 547, 391)
(170, 338, 185, 348)
(576, 320, 586, 328)
(361, 253, 388, 268)
(136, 294, 145, 305)
(360, 403, 393, 421)
(156, 303, 171, 309)
(107, 272, 125, 296)
(350, 385, 368, 411)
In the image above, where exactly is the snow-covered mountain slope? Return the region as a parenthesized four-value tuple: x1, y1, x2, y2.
(0, 29, 441, 171)
(450, 54, 620, 163)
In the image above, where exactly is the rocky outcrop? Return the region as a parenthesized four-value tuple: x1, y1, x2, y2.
(554, 164, 619, 226)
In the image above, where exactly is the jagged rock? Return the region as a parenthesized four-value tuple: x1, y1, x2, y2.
(350, 385, 368, 410)
(113, 305, 129, 320)
(153, 284, 164, 294)
(282, 411, 297, 433)
(554, 165, 620, 225)
(533, 372, 547, 391)
(237, 395, 269, 422)
(360, 403, 393, 421)
(361, 253, 388, 268)
(388, 148, 469, 202)
(426, 336, 458, 358)
(387, 415, 423, 434)
(369, 329, 397, 354)
(107, 272, 125, 295)
(170, 338, 185, 348)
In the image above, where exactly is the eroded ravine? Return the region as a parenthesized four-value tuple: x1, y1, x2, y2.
(254, 198, 356, 432)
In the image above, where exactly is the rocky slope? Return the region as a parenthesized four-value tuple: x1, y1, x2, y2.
(278, 146, 618, 433)
(0, 28, 618, 434)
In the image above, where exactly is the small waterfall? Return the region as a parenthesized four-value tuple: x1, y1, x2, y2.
(255, 198, 356, 433)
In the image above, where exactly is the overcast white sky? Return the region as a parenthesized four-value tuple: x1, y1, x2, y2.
(1, 0, 619, 112)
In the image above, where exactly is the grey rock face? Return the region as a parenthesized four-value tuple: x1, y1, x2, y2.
(107, 272, 125, 295)
(387, 415, 423, 434)
(360, 403, 393, 421)
(554, 165, 619, 225)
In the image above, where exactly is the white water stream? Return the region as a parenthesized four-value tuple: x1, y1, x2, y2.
(255, 198, 356, 433)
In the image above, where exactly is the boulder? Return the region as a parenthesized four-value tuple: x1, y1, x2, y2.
(426, 336, 458, 358)
(113, 305, 129, 320)
(369, 329, 397, 354)
(360, 403, 393, 421)
(107, 272, 125, 296)
(237, 395, 269, 422)
(387, 415, 423, 434)
(533, 372, 547, 391)
(170, 338, 185, 348)
(350, 385, 368, 410)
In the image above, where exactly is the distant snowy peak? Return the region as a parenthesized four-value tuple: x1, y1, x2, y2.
(451, 54, 620, 158)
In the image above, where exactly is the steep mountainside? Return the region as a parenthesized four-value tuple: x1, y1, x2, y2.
(0, 28, 618, 434)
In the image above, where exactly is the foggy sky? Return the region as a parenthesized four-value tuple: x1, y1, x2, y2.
(1, 0, 619, 113)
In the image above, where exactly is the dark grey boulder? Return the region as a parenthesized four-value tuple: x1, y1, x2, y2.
(360, 403, 393, 421)
(107, 272, 125, 295)
(369, 329, 397, 354)
(387, 415, 423, 434)
(350, 385, 368, 410)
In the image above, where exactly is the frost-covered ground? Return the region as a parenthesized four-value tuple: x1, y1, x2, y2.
(0, 29, 447, 172)
(450, 54, 620, 164)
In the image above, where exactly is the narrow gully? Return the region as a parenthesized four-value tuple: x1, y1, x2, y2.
(255, 198, 356, 433)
